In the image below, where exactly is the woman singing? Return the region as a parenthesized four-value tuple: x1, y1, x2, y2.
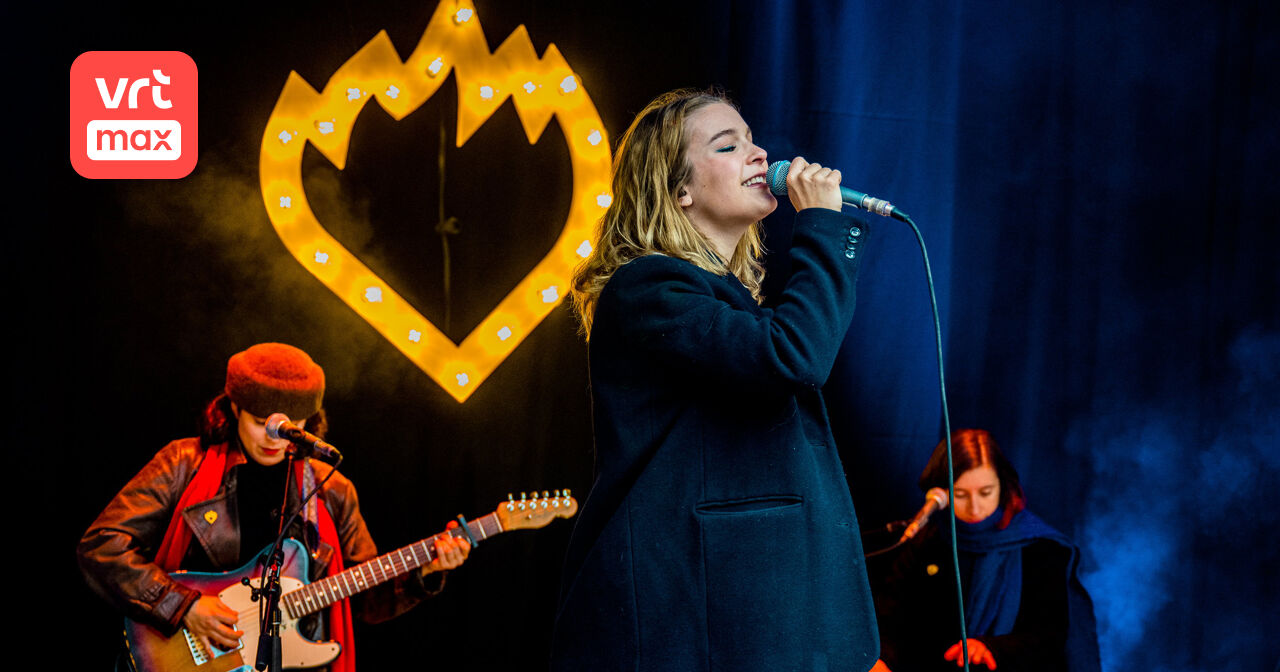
(551, 88, 880, 671)
(873, 429, 1100, 671)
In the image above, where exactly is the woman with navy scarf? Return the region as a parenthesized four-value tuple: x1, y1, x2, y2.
(872, 429, 1100, 672)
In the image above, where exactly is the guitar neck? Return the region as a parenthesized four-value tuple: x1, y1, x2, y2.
(282, 512, 502, 618)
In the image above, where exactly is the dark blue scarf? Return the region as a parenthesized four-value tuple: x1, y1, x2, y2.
(953, 508, 1101, 672)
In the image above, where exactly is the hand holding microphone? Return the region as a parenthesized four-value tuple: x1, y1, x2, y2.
(776, 157, 844, 212)
(767, 159, 910, 222)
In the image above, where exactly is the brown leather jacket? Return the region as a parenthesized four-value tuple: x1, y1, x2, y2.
(78, 437, 440, 636)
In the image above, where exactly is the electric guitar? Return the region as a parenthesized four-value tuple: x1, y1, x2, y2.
(123, 491, 577, 671)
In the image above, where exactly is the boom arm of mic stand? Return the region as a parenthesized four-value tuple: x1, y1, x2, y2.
(861, 520, 909, 559)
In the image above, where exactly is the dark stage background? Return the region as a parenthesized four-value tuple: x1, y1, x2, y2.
(23, 1, 1277, 669)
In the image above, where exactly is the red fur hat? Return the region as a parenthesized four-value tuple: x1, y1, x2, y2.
(224, 343, 325, 420)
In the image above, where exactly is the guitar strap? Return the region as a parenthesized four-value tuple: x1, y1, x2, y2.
(302, 458, 320, 550)
(297, 457, 357, 672)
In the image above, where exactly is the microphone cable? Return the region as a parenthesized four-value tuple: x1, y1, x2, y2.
(894, 209, 969, 672)
(850, 203, 969, 672)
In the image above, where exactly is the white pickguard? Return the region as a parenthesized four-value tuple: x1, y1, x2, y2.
(216, 575, 342, 669)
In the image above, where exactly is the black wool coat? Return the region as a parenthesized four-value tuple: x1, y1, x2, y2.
(552, 208, 879, 672)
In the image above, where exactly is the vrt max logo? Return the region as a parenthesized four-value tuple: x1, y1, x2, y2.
(70, 51, 197, 179)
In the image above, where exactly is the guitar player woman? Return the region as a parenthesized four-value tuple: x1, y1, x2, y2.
(78, 342, 470, 671)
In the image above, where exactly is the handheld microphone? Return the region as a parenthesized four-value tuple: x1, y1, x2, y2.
(265, 413, 342, 462)
(766, 160, 910, 222)
(899, 487, 950, 543)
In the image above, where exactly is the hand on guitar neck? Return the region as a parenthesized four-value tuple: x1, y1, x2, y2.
(181, 527, 470, 653)
(426, 520, 471, 575)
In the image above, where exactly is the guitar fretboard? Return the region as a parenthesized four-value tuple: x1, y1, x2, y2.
(282, 513, 503, 618)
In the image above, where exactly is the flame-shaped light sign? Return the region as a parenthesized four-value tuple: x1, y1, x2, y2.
(260, 1, 610, 402)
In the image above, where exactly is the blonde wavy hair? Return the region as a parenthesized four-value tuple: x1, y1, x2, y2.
(571, 88, 766, 336)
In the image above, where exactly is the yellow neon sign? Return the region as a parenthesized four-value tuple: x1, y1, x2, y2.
(259, 0, 610, 402)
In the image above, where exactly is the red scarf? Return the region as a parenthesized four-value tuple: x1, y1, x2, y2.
(155, 443, 229, 571)
(156, 444, 357, 672)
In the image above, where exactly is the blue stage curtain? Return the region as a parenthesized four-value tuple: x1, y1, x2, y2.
(726, 2, 1278, 669)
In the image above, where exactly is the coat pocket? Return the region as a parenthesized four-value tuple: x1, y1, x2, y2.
(695, 494, 803, 515)
(696, 495, 807, 671)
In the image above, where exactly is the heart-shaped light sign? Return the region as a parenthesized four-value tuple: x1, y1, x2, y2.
(259, 0, 611, 402)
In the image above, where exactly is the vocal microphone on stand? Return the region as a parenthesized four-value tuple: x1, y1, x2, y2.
(266, 413, 342, 462)
(899, 487, 950, 543)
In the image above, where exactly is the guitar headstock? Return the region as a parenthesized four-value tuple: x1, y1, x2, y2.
(496, 489, 579, 531)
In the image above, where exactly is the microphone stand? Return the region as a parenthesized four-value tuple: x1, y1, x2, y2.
(244, 441, 341, 671)
(862, 520, 910, 559)
(249, 447, 297, 672)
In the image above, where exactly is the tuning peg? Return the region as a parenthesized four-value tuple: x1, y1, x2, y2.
(507, 493, 515, 511)
(519, 492, 528, 510)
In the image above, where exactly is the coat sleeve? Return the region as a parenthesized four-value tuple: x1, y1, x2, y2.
(76, 440, 203, 635)
(599, 208, 870, 390)
(320, 474, 443, 624)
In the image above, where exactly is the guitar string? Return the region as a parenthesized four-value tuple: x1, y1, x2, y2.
(203, 510, 547, 652)
(229, 538, 446, 621)
(223, 514, 503, 623)
(228, 530, 482, 634)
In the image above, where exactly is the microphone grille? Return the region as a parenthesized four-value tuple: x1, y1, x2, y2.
(265, 413, 289, 440)
(766, 160, 791, 196)
(927, 487, 950, 509)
